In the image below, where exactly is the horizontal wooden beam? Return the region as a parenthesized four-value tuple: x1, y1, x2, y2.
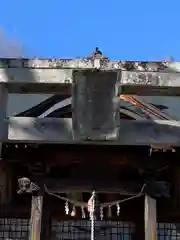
(45, 178, 143, 194)
(45, 178, 170, 196)
(0, 68, 73, 94)
(0, 58, 179, 72)
(121, 85, 180, 96)
(6, 82, 72, 94)
(0, 62, 180, 95)
(3, 117, 180, 146)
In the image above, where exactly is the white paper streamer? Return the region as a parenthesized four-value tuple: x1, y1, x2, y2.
(65, 201, 69, 215)
(117, 203, 120, 216)
(100, 206, 104, 220)
(71, 206, 76, 216)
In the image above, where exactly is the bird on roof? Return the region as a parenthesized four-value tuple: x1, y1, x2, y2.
(92, 47, 103, 58)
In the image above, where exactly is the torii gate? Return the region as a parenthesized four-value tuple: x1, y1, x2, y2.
(1, 50, 180, 240)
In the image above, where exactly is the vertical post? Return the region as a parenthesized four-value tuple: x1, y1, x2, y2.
(29, 193, 43, 240)
(144, 195, 157, 240)
(17, 177, 44, 240)
(28, 162, 46, 240)
(0, 84, 8, 157)
(172, 166, 180, 215)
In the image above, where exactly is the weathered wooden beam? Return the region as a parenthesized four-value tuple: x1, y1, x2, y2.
(45, 179, 170, 197)
(120, 70, 180, 96)
(0, 84, 8, 156)
(144, 195, 157, 240)
(1, 68, 72, 94)
(6, 82, 72, 94)
(1, 70, 180, 95)
(7, 117, 73, 142)
(0, 58, 179, 72)
(4, 117, 180, 146)
(0, 59, 180, 95)
(121, 85, 180, 96)
(45, 178, 144, 194)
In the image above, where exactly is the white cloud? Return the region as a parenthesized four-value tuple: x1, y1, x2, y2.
(0, 28, 24, 57)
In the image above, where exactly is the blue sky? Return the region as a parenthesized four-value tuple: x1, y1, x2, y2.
(0, 0, 180, 60)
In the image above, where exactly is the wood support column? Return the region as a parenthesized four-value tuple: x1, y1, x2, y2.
(28, 173, 44, 240)
(144, 195, 157, 240)
(0, 84, 8, 157)
(29, 193, 43, 240)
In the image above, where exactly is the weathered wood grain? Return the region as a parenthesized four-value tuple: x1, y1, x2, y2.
(144, 195, 157, 240)
(4, 117, 180, 146)
(29, 195, 43, 240)
(0, 61, 179, 94)
(45, 178, 169, 196)
(72, 70, 119, 140)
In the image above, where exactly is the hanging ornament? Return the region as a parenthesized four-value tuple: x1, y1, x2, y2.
(89, 191, 95, 240)
(100, 206, 104, 220)
(108, 205, 112, 218)
(71, 206, 76, 217)
(65, 201, 69, 215)
(81, 206, 86, 219)
(116, 203, 120, 216)
(88, 192, 95, 220)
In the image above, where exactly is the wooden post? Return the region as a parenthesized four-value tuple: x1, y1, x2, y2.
(17, 177, 45, 239)
(0, 84, 8, 157)
(27, 162, 46, 240)
(29, 193, 43, 240)
(144, 195, 157, 240)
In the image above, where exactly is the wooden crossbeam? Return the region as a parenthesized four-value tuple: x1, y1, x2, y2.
(0, 60, 179, 95)
(0, 68, 73, 94)
(6, 82, 72, 94)
(0, 58, 180, 145)
(2, 117, 180, 146)
(45, 178, 169, 196)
